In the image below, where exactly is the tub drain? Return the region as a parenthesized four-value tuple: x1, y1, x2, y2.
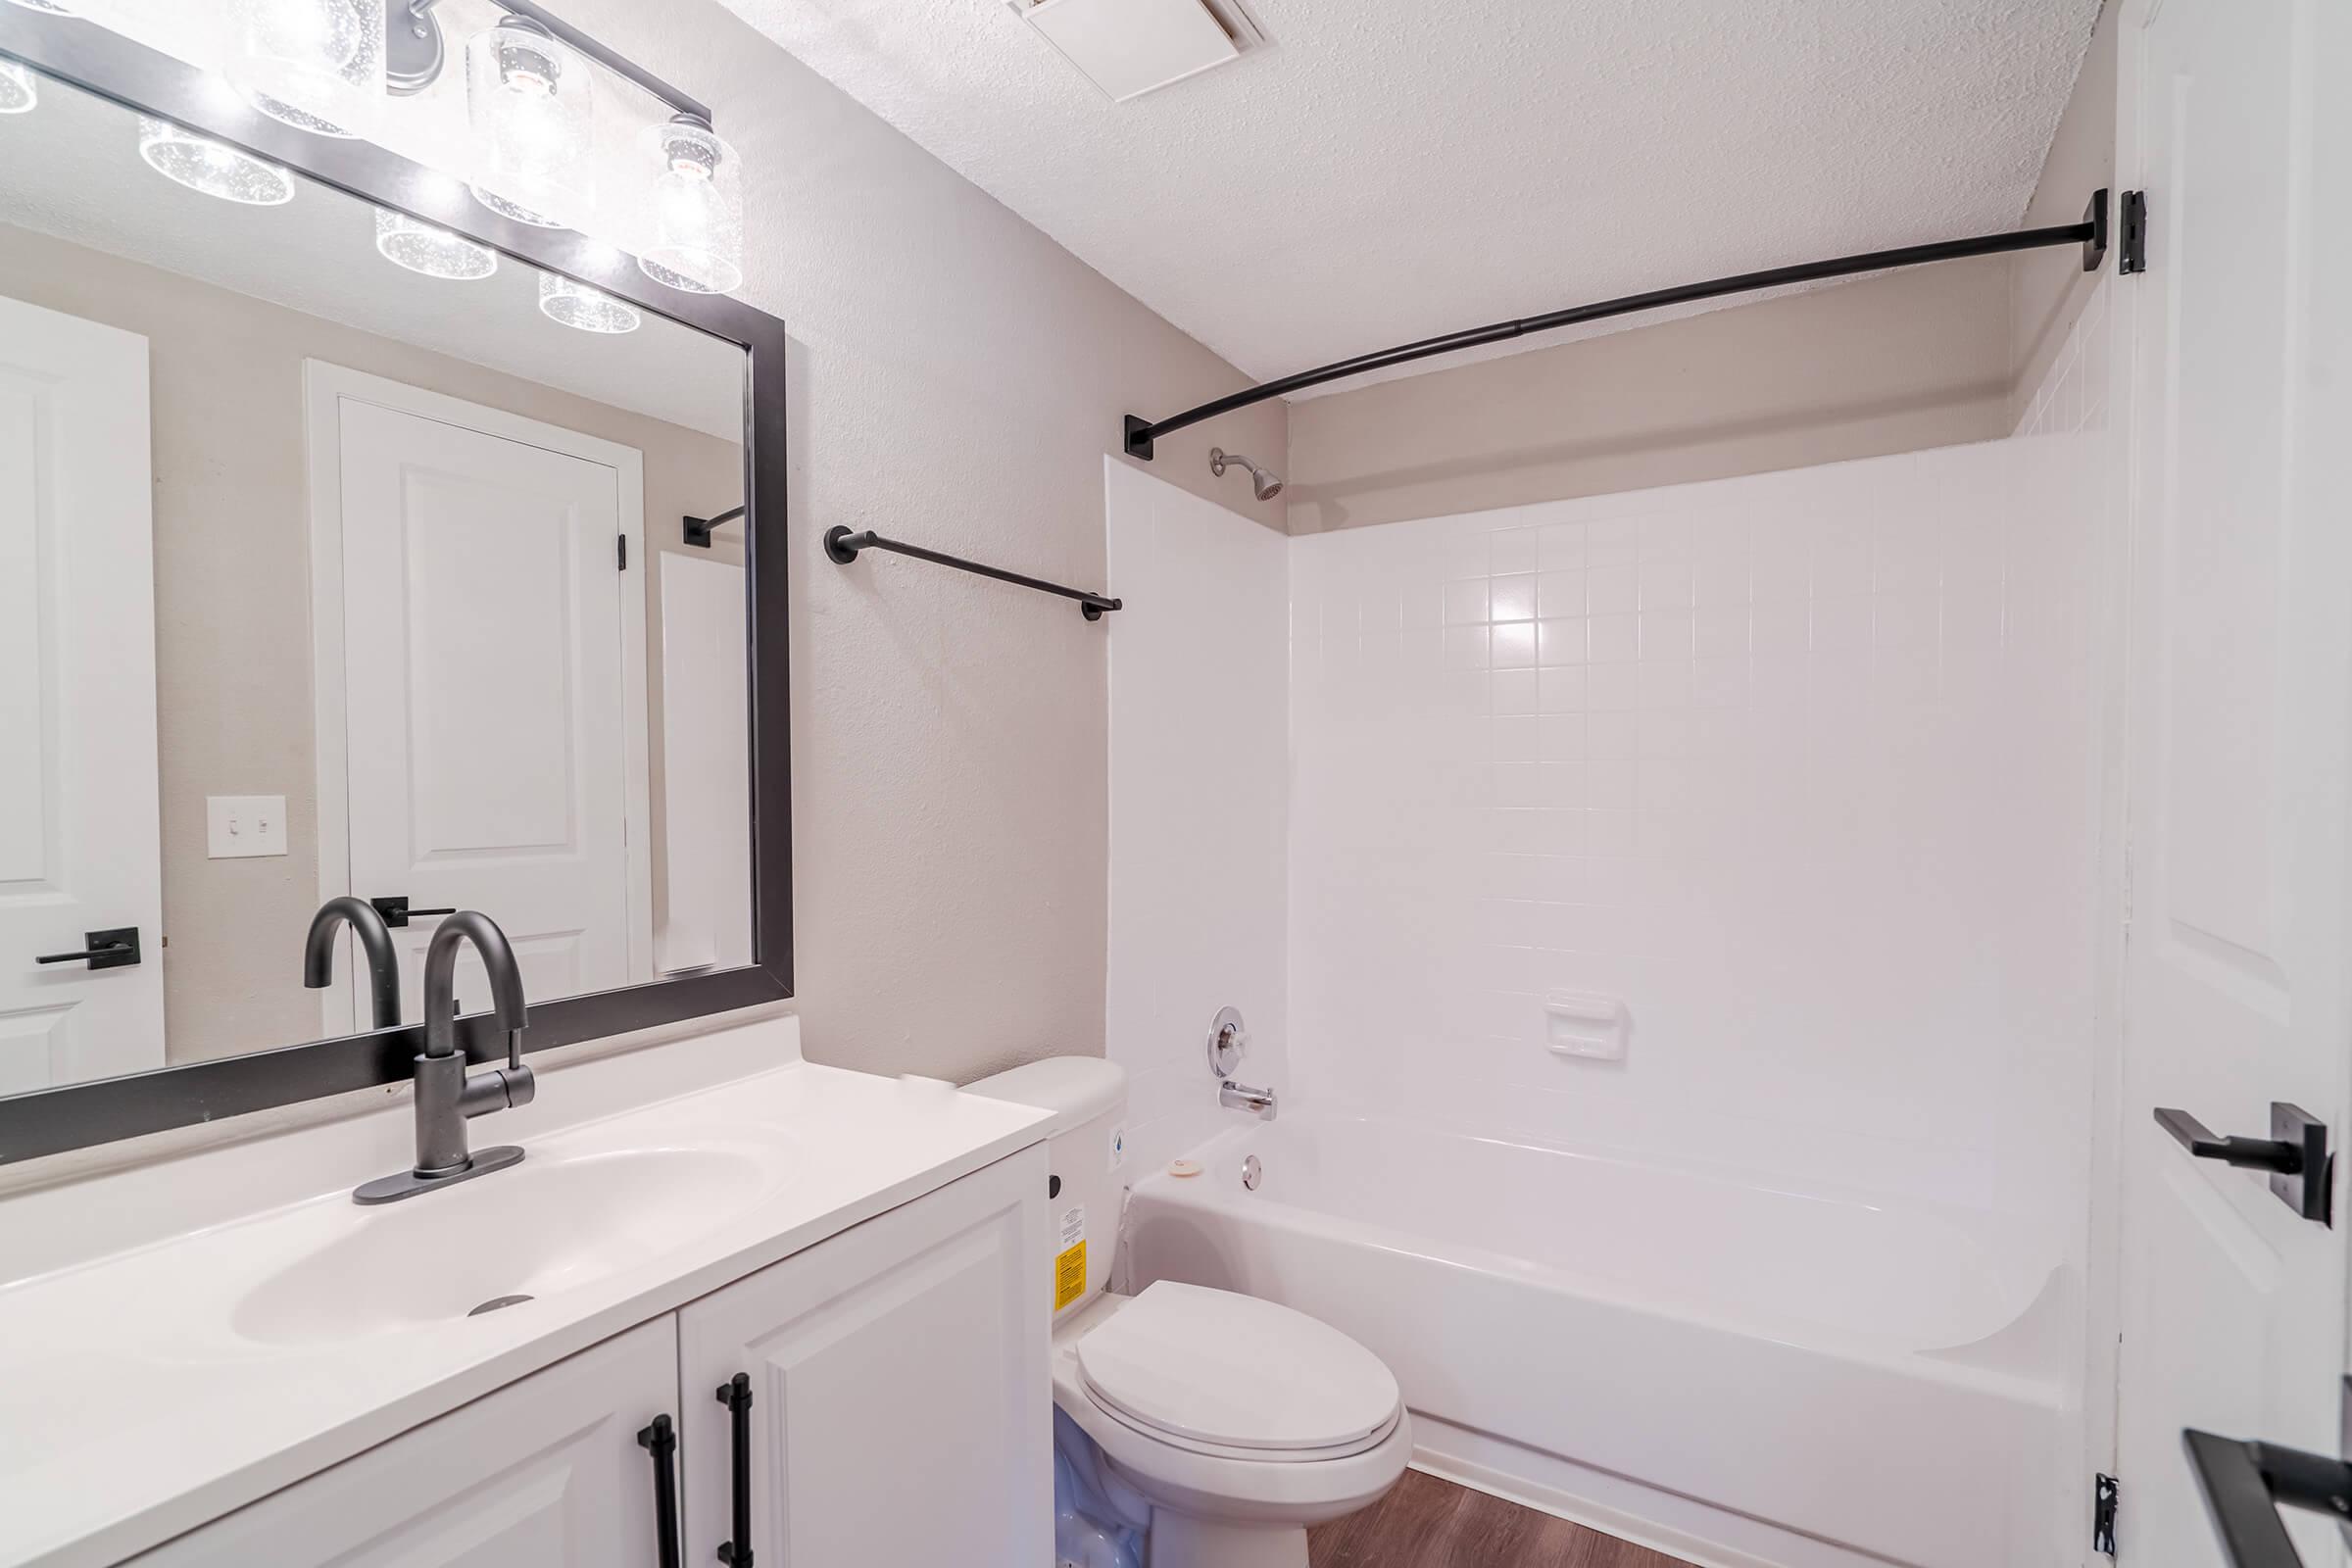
(1241, 1154, 1262, 1191)
(467, 1294, 535, 1317)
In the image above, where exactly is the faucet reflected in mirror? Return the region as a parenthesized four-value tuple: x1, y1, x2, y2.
(353, 911, 536, 1205)
(302, 896, 403, 1031)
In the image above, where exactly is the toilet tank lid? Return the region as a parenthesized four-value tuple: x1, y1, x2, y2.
(963, 1056, 1126, 1134)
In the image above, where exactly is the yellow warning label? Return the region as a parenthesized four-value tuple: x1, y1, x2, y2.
(1054, 1241, 1088, 1309)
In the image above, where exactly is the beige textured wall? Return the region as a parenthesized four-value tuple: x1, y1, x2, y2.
(0, 224, 745, 1063)
(541, 0, 1286, 1084)
(1285, 258, 2015, 534)
(2010, 0, 2118, 431)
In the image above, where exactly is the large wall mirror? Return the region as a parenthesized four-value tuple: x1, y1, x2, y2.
(0, 13, 792, 1165)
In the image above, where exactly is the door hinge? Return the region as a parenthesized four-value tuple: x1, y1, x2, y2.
(617, 534, 628, 571)
(2119, 190, 2147, 275)
(2093, 1472, 2119, 1556)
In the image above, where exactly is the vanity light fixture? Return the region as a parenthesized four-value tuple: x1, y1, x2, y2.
(539, 272, 638, 334)
(465, 13, 589, 229)
(137, 114, 297, 205)
(639, 114, 743, 295)
(0, 60, 36, 113)
(374, 208, 497, 279)
(226, 0, 382, 138)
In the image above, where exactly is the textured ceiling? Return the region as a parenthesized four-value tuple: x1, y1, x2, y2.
(714, 0, 2101, 391)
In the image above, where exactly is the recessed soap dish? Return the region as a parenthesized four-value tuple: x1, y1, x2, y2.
(1544, 992, 1630, 1061)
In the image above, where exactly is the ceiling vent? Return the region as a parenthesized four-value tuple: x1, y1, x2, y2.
(1011, 0, 1268, 104)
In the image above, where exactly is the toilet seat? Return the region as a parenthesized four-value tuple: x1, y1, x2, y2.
(1073, 1282, 1401, 1460)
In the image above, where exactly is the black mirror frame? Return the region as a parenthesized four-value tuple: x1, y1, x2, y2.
(0, 13, 794, 1167)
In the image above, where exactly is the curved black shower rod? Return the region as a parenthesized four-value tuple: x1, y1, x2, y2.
(1123, 188, 2121, 462)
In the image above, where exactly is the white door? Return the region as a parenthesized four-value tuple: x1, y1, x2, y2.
(678, 1153, 1053, 1568)
(2111, 0, 2352, 1561)
(0, 294, 164, 1092)
(309, 366, 651, 1032)
(130, 1318, 681, 1567)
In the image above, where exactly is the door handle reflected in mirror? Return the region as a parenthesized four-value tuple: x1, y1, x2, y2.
(32, 927, 141, 970)
(2154, 1104, 2332, 1224)
(368, 896, 457, 930)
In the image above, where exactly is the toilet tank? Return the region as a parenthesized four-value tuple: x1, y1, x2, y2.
(964, 1057, 1128, 1321)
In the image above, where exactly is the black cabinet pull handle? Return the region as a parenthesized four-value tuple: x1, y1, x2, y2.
(2154, 1104, 2333, 1222)
(638, 1415, 681, 1568)
(2183, 1427, 2352, 1567)
(715, 1372, 754, 1567)
(33, 928, 141, 970)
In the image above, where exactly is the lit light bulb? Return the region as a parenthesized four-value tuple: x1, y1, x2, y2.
(539, 273, 638, 334)
(638, 116, 744, 295)
(138, 115, 296, 205)
(227, 0, 382, 137)
(466, 17, 590, 230)
(0, 61, 35, 115)
(375, 210, 498, 281)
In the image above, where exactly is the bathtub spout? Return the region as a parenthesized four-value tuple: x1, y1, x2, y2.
(1220, 1080, 1278, 1120)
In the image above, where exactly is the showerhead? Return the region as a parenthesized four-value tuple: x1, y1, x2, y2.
(1210, 448, 1284, 503)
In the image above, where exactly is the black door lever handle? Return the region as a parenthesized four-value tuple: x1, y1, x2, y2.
(368, 897, 457, 929)
(33, 928, 141, 970)
(2155, 1104, 2332, 1223)
(2157, 1108, 2308, 1174)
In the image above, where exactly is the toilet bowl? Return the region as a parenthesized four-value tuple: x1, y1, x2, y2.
(968, 1058, 1409, 1568)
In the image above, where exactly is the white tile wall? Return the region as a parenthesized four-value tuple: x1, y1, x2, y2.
(1289, 436, 2107, 1226)
(1104, 460, 1291, 1175)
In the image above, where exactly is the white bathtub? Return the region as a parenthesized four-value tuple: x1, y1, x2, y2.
(1125, 1114, 2066, 1568)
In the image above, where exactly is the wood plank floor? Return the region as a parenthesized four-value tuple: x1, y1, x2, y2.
(1308, 1470, 1696, 1568)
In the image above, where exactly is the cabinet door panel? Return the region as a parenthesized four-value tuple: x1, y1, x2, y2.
(132, 1318, 679, 1568)
(680, 1152, 1051, 1568)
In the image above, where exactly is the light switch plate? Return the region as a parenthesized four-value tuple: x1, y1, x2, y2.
(207, 795, 287, 858)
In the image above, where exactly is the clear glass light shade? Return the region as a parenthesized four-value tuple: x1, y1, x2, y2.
(638, 118, 743, 295)
(0, 61, 35, 115)
(226, 0, 383, 138)
(466, 19, 591, 230)
(539, 274, 638, 334)
(138, 116, 296, 205)
(375, 210, 498, 281)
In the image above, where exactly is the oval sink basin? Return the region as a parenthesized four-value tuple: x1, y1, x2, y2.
(234, 1146, 782, 1348)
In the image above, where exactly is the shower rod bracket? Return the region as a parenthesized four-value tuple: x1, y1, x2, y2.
(824, 526, 1122, 621)
(1124, 188, 2132, 462)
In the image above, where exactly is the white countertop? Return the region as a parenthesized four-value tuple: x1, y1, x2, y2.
(0, 1016, 1050, 1568)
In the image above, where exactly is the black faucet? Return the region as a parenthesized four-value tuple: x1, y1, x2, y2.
(302, 896, 403, 1031)
(352, 910, 535, 1205)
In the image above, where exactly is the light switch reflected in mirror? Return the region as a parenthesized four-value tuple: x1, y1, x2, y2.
(0, 63, 756, 1095)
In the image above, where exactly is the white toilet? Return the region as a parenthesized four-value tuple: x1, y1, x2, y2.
(969, 1058, 1411, 1568)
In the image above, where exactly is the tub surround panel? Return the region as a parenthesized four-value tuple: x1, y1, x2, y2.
(1104, 461, 1292, 1174)
(1287, 438, 2105, 1241)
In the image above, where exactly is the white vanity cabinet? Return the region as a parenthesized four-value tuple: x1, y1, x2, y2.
(119, 1152, 1048, 1568)
(679, 1145, 1052, 1566)
(130, 1318, 680, 1568)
